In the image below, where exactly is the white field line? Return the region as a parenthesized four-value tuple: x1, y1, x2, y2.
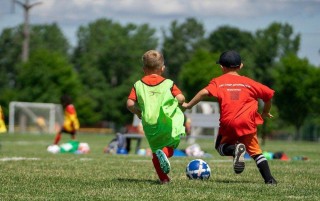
(1, 141, 49, 145)
(0, 157, 40, 161)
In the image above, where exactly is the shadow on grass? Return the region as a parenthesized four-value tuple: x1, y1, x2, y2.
(115, 178, 159, 185)
(215, 179, 253, 184)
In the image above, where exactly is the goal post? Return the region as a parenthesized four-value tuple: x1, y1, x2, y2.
(9, 101, 63, 134)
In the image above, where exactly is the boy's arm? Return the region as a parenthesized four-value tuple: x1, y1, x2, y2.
(182, 89, 209, 109)
(175, 94, 185, 105)
(127, 99, 142, 119)
(261, 100, 273, 118)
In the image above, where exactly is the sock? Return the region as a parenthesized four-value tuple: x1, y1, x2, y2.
(162, 147, 174, 158)
(53, 133, 62, 145)
(253, 154, 274, 182)
(217, 143, 235, 156)
(152, 153, 170, 182)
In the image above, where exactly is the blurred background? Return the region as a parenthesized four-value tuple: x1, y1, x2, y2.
(0, 0, 319, 141)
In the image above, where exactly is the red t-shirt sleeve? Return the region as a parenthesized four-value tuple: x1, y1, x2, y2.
(253, 81, 274, 102)
(205, 79, 218, 97)
(128, 87, 137, 101)
(172, 84, 182, 97)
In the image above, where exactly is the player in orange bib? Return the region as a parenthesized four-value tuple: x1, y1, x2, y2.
(183, 50, 277, 185)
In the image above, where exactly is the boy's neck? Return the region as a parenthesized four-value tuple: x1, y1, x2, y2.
(145, 73, 162, 76)
(144, 69, 163, 76)
(223, 68, 240, 76)
(225, 71, 239, 76)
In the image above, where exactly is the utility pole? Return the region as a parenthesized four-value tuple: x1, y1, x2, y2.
(13, 0, 42, 62)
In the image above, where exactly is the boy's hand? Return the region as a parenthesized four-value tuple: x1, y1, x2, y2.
(182, 102, 190, 110)
(261, 112, 273, 119)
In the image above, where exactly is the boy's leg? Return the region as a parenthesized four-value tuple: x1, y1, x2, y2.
(252, 154, 277, 185)
(243, 134, 277, 185)
(152, 153, 170, 184)
(162, 146, 174, 158)
(215, 134, 246, 174)
(155, 147, 172, 174)
(70, 131, 76, 140)
(215, 134, 235, 156)
(53, 131, 62, 145)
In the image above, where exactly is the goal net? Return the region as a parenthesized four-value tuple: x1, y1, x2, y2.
(9, 101, 64, 134)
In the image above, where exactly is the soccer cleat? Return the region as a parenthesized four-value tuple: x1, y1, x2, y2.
(233, 143, 246, 174)
(265, 178, 278, 185)
(156, 149, 171, 174)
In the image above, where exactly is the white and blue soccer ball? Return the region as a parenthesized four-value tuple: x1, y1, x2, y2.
(186, 159, 211, 180)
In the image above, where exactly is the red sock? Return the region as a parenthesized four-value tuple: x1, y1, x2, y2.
(54, 133, 62, 145)
(162, 147, 174, 158)
(152, 154, 170, 182)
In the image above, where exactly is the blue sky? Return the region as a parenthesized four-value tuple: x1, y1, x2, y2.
(1, 0, 319, 66)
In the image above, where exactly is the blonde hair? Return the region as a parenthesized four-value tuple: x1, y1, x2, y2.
(142, 50, 164, 70)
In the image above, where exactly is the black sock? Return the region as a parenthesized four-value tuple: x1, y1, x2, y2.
(217, 144, 235, 156)
(253, 154, 274, 182)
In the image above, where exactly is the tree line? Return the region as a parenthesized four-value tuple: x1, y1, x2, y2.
(0, 17, 319, 140)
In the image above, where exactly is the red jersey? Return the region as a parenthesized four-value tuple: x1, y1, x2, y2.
(205, 74, 274, 137)
(128, 74, 182, 101)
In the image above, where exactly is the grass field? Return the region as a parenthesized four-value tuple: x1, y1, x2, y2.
(0, 133, 319, 201)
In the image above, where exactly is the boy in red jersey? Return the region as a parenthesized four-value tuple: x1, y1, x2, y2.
(53, 95, 80, 145)
(127, 50, 186, 184)
(183, 50, 277, 185)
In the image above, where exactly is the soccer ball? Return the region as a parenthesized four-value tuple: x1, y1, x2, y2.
(186, 159, 211, 180)
(47, 145, 60, 154)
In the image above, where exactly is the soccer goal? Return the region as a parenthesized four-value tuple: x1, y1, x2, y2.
(9, 101, 63, 134)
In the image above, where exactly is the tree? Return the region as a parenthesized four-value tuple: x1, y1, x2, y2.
(16, 49, 82, 102)
(30, 23, 70, 56)
(0, 27, 24, 92)
(162, 18, 208, 84)
(252, 22, 300, 86)
(0, 23, 70, 90)
(73, 18, 158, 126)
(206, 26, 256, 79)
(179, 49, 221, 100)
(14, 49, 98, 125)
(0, 23, 71, 118)
(208, 26, 254, 53)
(273, 54, 317, 140)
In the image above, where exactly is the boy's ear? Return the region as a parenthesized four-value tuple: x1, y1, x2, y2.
(239, 63, 244, 69)
(161, 65, 166, 72)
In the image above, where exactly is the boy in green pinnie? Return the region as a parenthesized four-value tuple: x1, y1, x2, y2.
(127, 50, 186, 184)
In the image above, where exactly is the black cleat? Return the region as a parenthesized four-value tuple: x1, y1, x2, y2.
(265, 178, 278, 185)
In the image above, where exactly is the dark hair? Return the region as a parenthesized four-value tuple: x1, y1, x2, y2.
(216, 50, 242, 68)
(60, 94, 72, 107)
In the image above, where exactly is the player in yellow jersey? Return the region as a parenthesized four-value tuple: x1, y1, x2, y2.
(53, 95, 80, 145)
(0, 105, 7, 133)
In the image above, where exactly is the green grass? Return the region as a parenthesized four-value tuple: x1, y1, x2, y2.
(0, 133, 319, 201)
